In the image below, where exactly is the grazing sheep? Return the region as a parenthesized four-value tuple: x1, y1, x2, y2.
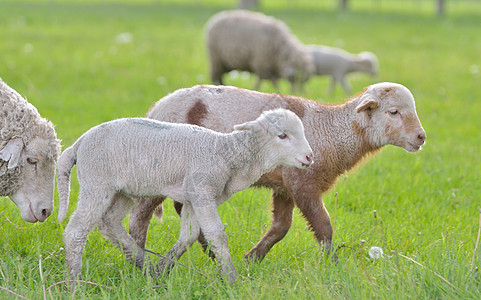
(129, 82, 426, 262)
(0, 78, 61, 223)
(206, 10, 315, 93)
(57, 110, 313, 284)
(308, 45, 378, 95)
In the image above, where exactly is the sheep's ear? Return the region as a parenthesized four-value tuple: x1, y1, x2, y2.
(355, 95, 379, 113)
(234, 120, 266, 134)
(0, 138, 24, 169)
(234, 121, 256, 131)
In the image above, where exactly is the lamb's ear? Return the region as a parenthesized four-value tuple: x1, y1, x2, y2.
(234, 120, 266, 134)
(0, 138, 24, 169)
(355, 94, 379, 113)
(234, 121, 256, 131)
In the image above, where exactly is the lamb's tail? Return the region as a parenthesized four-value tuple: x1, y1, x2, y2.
(56, 139, 81, 223)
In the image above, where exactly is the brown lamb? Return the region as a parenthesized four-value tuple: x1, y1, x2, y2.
(129, 82, 426, 261)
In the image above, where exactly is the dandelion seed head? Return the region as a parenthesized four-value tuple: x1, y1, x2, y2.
(368, 246, 384, 260)
(469, 64, 479, 76)
(116, 32, 133, 44)
(24, 43, 34, 53)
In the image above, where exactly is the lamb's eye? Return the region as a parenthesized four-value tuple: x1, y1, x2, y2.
(389, 110, 399, 115)
(27, 158, 38, 165)
(278, 133, 288, 139)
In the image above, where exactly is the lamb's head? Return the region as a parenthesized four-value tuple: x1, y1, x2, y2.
(0, 125, 61, 223)
(234, 108, 314, 169)
(355, 82, 426, 152)
(357, 52, 378, 76)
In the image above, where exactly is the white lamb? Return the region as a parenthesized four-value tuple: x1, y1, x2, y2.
(308, 45, 378, 95)
(206, 10, 315, 93)
(0, 78, 61, 223)
(56, 109, 313, 284)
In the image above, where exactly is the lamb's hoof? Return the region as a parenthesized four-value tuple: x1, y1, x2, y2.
(225, 271, 240, 285)
(243, 250, 265, 262)
(153, 258, 173, 277)
(66, 274, 83, 292)
(144, 261, 158, 278)
(327, 252, 339, 264)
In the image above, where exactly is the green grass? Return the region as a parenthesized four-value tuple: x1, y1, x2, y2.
(1, 0, 481, 298)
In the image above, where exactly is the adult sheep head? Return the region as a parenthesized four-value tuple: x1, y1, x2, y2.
(1, 132, 60, 223)
(0, 78, 61, 223)
(355, 82, 426, 152)
(234, 108, 314, 169)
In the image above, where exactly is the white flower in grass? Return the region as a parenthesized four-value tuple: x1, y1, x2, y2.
(228, 70, 240, 79)
(116, 32, 133, 44)
(368, 246, 384, 260)
(240, 71, 251, 80)
(156, 76, 166, 85)
(24, 43, 34, 53)
(470, 65, 479, 76)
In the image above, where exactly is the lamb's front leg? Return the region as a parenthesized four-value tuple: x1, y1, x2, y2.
(192, 203, 239, 284)
(245, 189, 295, 261)
(155, 203, 200, 276)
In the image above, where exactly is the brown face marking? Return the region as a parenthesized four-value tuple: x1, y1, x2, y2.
(385, 123, 402, 139)
(403, 113, 424, 139)
(378, 87, 394, 97)
(187, 99, 208, 126)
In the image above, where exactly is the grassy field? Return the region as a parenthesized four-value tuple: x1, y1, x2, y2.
(1, 0, 481, 298)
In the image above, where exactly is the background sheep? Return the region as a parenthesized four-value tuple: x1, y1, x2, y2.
(308, 45, 378, 95)
(206, 10, 315, 93)
(57, 110, 313, 284)
(128, 82, 426, 262)
(0, 78, 61, 223)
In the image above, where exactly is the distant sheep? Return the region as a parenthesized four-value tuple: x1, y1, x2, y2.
(0, 78, 61, 223)
(57, 110, 313, 284)
(129, 82, 426, 262)
(206, 10, 315, 93)
(308, 45, 378, 95)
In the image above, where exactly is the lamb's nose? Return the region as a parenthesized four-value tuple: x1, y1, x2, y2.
(306, 154, 313, 163)
(417, 132, 426, 144)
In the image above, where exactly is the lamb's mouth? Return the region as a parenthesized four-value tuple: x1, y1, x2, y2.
(296, 158, 312, 168)
(406, 142, 423, 152)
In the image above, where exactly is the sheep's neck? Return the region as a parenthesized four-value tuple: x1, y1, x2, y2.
(346, 59, 362, 73)
(309, 99, 381, 177)
(218, 131, 272, 196)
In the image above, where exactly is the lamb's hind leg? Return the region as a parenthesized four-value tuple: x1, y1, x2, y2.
(129, 197, 165, 248)
(245, 190, 295, 261)
(63, 188, 112, 282)
(97, 194, 149, 272)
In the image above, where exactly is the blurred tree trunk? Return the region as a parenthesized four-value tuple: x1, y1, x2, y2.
(340, 0, 348, 11)
(437, 0, 445, 16)
(238, 0, 259, 9)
